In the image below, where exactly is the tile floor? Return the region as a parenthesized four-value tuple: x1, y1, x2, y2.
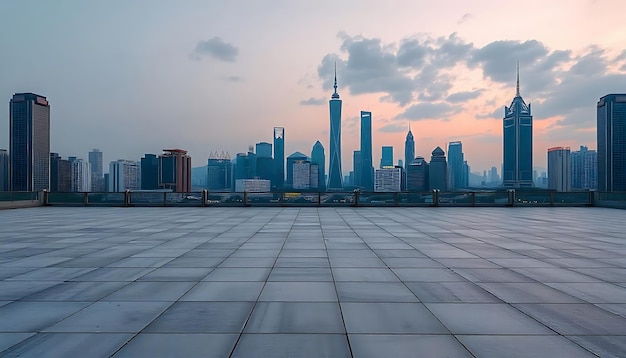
(0, 207, 625, 357)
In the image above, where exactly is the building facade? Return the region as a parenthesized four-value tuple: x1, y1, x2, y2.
(571, 146, 597, 190)
(311, 141, 326, 192)
(255, 142, 272, 158)
(328, 68, 343, 190)
(360, 111, 374, 190)
(374, 167, 402, 192)
(547, 147, 571, 192)
(0, 150, 8, 191)
(380, 146, 393, 168)
(502, 68, 534, 188)
(352, 150, 361, 188)
(71, 159, 91, 192)
(109, 160, 141, 192)
(597, 94, 626, 192)
(140, 154, 159, 190)
(429, 147, 447, 191)
(286, 152, 308, 188)
(407, 157, 429, 191)
(448, 141, 468, 189)
(235, 179, 271, 192)
(89, 149, 104, 192)
(207, 152, 233, 191)
(405, 125, 415, 171)
(273, 127, 285, 189)
(158, 149, 191, 193)
(9, 93, 50, 191)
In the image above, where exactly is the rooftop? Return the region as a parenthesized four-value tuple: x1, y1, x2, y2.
(1, 207, 625, 357)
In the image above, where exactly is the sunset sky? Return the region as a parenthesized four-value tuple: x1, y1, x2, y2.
(1, 0, 625, 174)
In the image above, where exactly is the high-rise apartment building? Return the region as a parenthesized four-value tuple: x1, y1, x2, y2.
(109, 160, 141, 192)
(597, 94, 626, 192)
(547, 147, 571, 192)
(9, 93, 50, 191)
(71, 159, 91, 192)
(502, 66, 534, 188)
(571, 146, 597, 190)
(0, 149, 8, 191)
(360, 111, 373, 190)
(158, 149, 191, 192)
(311, 141, 326, 192)
(273, 127, 285, 189)
(380, 146, 393, 168)
(286, 152, 308, 188)
(89, 149, 104, 192)
(429, 147, 447, 191)
(405, 125, 415, 171)
(328, 67, 343, 190)
(448, 141, 468, 189)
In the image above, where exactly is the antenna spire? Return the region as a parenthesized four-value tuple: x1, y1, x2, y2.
(516, 62, 520, 97)
(331, 62, 340, 99)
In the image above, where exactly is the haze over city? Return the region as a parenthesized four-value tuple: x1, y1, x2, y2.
(1, 0, 626, 173)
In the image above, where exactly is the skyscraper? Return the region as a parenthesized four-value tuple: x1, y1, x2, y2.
(374, 167, 402, 192)
(256, 142, 272, 158)
(273, 127, 285, 190)
(571, 146, 597, 190)
(71, 159, 91, 192)
(207, 152, 233, 191)
(448, 141, 468, 189)
(89, 149, 103, 192)
(360, 111, 373, 190)
(597, 94, 626, 192)
(407, 157, 429, 191)
(327, 66, 343, 190)
(380, 146, 393, 168)
(353, 151, 361, 188)
(9, 93, 50, 191)
(547, 147, 571, 192)
(429, 147, 447, 191)
(502, 65, 534, 188)
(0, 150, 8, 191)
(405, 124, 415, 171)
(311, 141, 326, 192)
(141, 154, 159, 190)
(286, 152, 309, 188)
(158, 149, 191, 193)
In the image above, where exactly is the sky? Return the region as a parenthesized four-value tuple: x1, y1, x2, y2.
(1, 0, 625, 175)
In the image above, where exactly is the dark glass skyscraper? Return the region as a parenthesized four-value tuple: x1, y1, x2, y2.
(0, 149, 8, 191)
(571, 146, 597, 190)
(380, 146, 393, 168)
(141, 154, 159, 190)
(503, 66, 533, 188)
(597, 94, 626, 192)
(328, 67, 343, 190)
(89, 149, 103, 192)
(352, 151, 361, 187)
(273, 127, 285, 190)
(360, 111, 373, 190)
(207, 152, 233, 191)
(9, 93, 50, 191)
(311, 141, 326, 192)
(447, 141, 468, 189)
(404, 124, 415, 170)
(429, 147, 447, 191)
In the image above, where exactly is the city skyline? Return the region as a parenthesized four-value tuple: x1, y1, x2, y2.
(1, 1, 626, 172)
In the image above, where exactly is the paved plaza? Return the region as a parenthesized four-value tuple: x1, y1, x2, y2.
(0, 206, 625, 357)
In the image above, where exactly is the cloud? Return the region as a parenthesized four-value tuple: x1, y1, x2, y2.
(397, 102, 460, 120)
(447, 90, 482, 103)
(299, 97, 325, 106)
(379, 123, 408, 133)
(457, 13, 473, 24)
(192, 37, 239, 62)
(224, 75, 243, 82)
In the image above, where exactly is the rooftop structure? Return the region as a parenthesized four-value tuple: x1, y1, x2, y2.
(0, 207, 624, 357)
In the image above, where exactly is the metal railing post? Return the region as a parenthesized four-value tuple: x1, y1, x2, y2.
(202, 190, 207, 207)
(589, 190, 595, 207)
(163, 192, 167, 207)
(550, 192, 555, 206)
(125, 190, 131, 207)
(317, 192, 321, 207)
(471, 192, 476, 207)
(42, 190, 49, 206)
(243, 191, 249, 207)
(394, 192, 399, 207)
(432, 190, 439, 207)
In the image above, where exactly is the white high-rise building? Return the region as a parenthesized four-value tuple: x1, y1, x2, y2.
(71, 159, 91, 192)
(109, 160, 141, 192)
(548, 147, 571, 192)
(374, 167, 402, 192)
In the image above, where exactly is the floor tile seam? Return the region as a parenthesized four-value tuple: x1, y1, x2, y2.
(320, 207, 355, 358)
(226, 207, 298, 358)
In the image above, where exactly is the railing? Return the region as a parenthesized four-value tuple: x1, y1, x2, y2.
(2, 190, 624, 208)
(0, 191, 41, 209)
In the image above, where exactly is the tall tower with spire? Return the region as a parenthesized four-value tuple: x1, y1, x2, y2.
(404, 123, 415, 170)
(503, 63, 534, 188)
(327, 64, 343, 190)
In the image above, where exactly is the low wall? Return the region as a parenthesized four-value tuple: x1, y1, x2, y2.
(0, 200, 42, 210)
